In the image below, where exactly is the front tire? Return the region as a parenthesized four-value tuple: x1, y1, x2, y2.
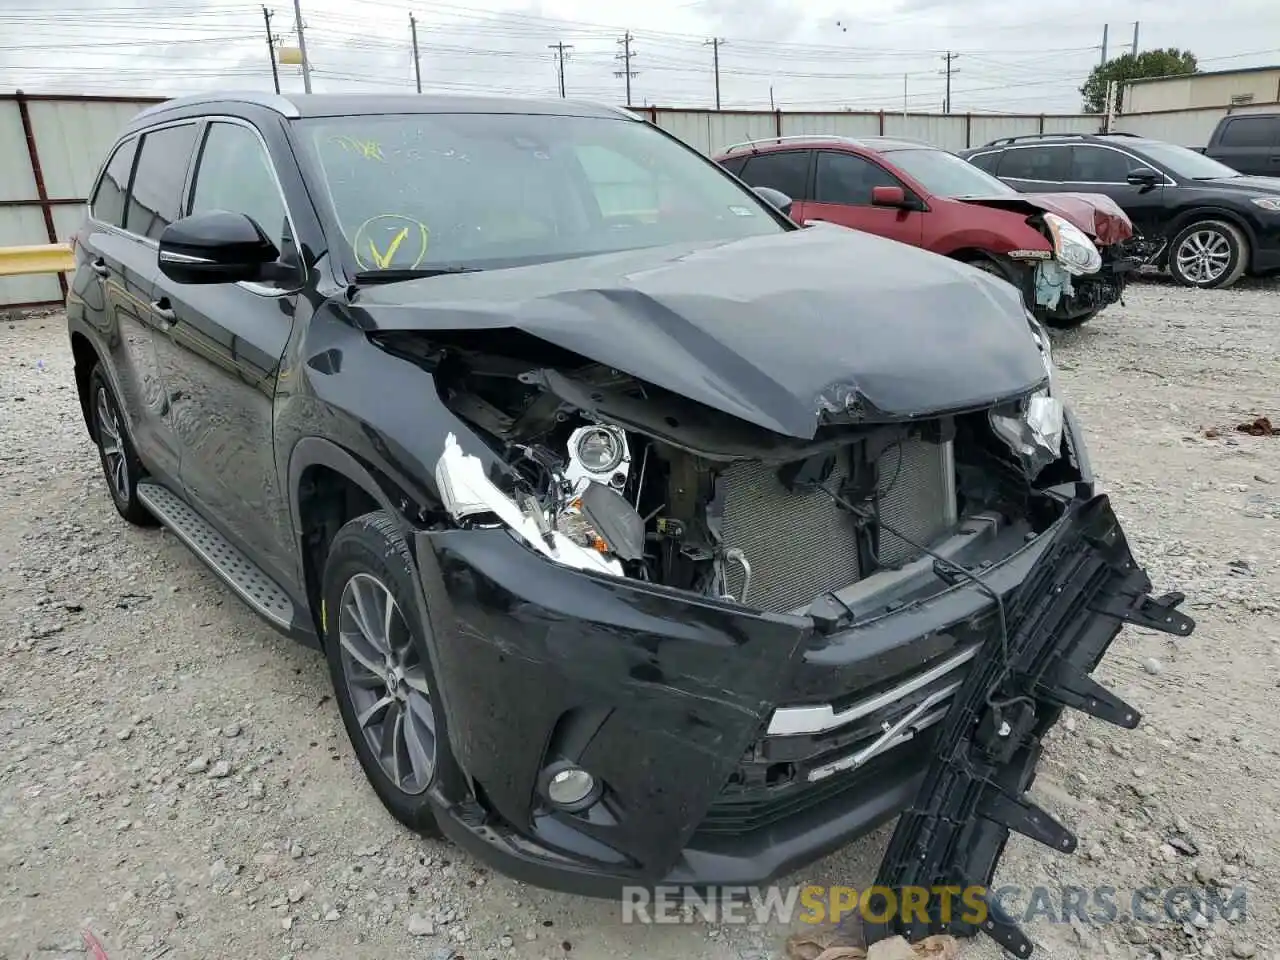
(88, 365, 157, 526)
(1041, 308, 1100, 330)
(1167, 219, 1248, 289)
(322, 510, 452, 837)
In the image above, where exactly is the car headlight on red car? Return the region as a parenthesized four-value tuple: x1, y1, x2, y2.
(1043, 212, 1102, 276)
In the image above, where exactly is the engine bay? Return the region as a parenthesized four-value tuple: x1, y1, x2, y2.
(383, 329, 1068, 615)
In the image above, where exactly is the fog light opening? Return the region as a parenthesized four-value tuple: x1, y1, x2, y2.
(540, 761, 602, 812)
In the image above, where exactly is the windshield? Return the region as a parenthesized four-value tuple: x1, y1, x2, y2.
(1132, 141, 1241, 180)
(297, 113, 783, 274)
(886, 148, 1017, 198)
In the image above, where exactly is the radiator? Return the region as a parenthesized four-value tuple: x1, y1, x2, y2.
(719, 439, 957, 613)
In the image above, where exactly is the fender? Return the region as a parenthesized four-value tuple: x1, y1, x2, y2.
(286, 435, 412, 551)
(1164, 203, 1259, 249)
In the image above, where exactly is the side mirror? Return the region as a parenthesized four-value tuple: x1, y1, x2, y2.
(751, 185, 793, 217)
(871, 185, 909, 208)
(1126, 167, 1160, 187)
(157, 211, 283, 285)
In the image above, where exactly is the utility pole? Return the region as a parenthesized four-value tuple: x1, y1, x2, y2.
(939, 51, 959, 114)
(409, 13, 421, 93)
(548, 41, 572, 98)
(615, 32, 638, 106)
(1100, 23, 1108, 66)
(262, 6, 280, 94)
(1131, 21, 1140, 55)
(291, 0, 311, 93)
(903, 74, 908, 117)
(704, 38, 724, 110)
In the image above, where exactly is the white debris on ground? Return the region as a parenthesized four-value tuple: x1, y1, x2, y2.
(0, 276, 1277, 960)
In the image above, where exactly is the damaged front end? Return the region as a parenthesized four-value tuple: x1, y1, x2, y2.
(995, 204, 1140, 327)
(374, 306, 1190, 927)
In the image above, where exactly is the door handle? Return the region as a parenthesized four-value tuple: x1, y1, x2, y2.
(90, 258, 109, 278)
(150, 298, 178, 325)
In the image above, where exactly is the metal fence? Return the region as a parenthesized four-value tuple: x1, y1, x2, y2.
(1, 92, 162, 308)
(5, 91, 1221, 309)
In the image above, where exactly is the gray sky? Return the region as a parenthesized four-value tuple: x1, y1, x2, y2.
(3, 0, 1279, 114)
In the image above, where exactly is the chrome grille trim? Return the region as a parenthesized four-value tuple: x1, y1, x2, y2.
(806, 702, 950, 782)
(765, 642, 980, 736)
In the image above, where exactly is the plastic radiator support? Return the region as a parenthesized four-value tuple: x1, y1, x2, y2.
(863, 493, 1196, 958)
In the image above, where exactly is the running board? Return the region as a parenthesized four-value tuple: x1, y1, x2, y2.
(862, 495, 1196, 958)
(136, 482, 299, 631)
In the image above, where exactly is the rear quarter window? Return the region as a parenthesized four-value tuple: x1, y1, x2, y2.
(90, 137, 139, 228)
(1218, 116, 1279, 148)
(718, 155, 748, 176)
(966, 151, 1002, 174)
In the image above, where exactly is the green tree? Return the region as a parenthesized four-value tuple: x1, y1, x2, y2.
(1080, 48, 1198, 113)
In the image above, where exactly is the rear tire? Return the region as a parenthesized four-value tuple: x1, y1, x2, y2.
(1167, 219, 1248, 289)
(88, 365, 157, 527)
(322, 510, 456, 837)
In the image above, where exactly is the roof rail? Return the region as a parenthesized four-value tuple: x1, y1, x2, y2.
(133, 91, 301, 121)
(981, 129, 1139, 147)
(719, 134, 855, 154)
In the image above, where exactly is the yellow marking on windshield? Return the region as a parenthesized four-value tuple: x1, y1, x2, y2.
(367, 227, 410, 269)
(329, 135, 385, 161)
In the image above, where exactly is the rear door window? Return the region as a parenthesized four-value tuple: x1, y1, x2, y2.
(737, 151, 811, 201)
(127, 123, 199, 240)
(90, 137, 139, 228)
(814, 151, 901, 205)
(996, 146, 1070, 182)
(1068, 145, 1136, 183)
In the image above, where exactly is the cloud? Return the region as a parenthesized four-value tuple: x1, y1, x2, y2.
(1, 0, 1277, 114)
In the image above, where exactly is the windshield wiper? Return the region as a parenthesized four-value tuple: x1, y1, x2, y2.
(352, 266, 483, 284)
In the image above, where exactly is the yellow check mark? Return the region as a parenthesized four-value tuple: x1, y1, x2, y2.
(368, 227, 410, 269)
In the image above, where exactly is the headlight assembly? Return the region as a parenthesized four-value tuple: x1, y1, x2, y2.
(1043, 212, 1102, 277)
(990, 390, 1065, 478)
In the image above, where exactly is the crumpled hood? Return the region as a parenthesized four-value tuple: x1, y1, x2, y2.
(958, 192, 1134, 246)
(351, 225, 1050, 439)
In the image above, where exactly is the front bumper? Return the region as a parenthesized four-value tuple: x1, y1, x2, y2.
(410, 490, 1175, 898)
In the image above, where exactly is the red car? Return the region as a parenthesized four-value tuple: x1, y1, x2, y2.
(714, 135, 1138, 328)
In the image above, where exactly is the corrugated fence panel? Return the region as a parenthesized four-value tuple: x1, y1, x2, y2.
(28, 99, 153, 199)
(0, 100, 37, 202)
(0, 206, 62, 305)
(653, 110, 777, 155)
(1113, 108, 1228, 148)
(885, 113, 967, 150)
(781, 112, 881, 138)
(967, 115, 1041, 148)
(1041, 114, 1104, 136)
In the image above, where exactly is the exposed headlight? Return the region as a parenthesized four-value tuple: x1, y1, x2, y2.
(990, 390, 1065, 478)
(573, 426, 625, 474)
(1043, 212, 1101, 277)
(1250, 196, 1280, 212)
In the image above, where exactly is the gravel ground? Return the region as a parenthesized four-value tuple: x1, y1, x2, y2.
(1, 277, 1278, 960)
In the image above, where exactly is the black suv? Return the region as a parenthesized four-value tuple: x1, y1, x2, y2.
(960, 132, 1280, 288)
(67, 93, 1189, 941)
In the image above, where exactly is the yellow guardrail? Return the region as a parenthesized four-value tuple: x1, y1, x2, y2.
(0, 243, 75, 277)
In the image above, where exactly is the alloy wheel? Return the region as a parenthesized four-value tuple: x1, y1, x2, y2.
(1174, 229, 1232, 285)
(95, 385, 129, 503)
(337, 572, 437, 794)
